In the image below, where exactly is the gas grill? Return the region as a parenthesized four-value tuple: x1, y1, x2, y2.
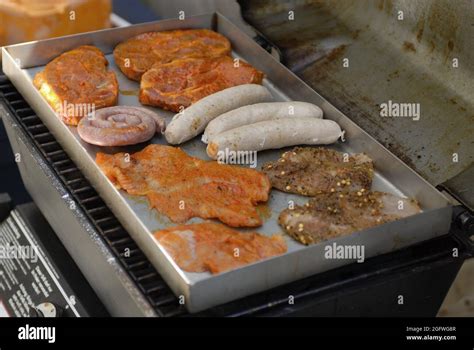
(1, 71, 473, 316)
(1, 0, 473, 317)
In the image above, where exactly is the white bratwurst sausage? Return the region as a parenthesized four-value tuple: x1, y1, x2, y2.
(164, 84, 273, 144)
(207, 118, 344, 159)
(202, 101, 323, 144)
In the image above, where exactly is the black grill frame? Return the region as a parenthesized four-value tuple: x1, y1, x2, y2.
(1, 72, 472, 317)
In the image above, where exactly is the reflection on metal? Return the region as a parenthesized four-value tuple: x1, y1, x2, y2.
(241, 0, 473, 206)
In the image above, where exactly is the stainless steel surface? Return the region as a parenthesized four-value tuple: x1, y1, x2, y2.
(442, 165, 474, 212)
(1, 104, 156, 317)
(2, 13, 452, 312)
(240, 0, 474, 209)
(144, 0, 257, 37)
(110, 13, 131, 28)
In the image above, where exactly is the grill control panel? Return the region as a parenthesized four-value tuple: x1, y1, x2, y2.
(0, 196, 107, 317)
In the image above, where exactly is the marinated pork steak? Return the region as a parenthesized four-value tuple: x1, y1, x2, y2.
(34, 46, 118, 126)
(139, 56, 264, 112)
(263, 147, 374, 196)
(279, 191, 421, 245)
(154, 222, 287, 274)
(96, 144, 271, 227)
(113, 29, 231, 81)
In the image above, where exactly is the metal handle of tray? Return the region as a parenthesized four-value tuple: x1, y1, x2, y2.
(251, 30, 282, 62)
(452, 206, 474, 257)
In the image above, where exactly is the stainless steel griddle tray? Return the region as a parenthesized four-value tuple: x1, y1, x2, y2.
(2, 13, 453, 313)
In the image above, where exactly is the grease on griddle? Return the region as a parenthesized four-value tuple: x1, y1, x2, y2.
(403, 41, 416, 53)
(119, 89, 139, 96)
(256, 203, 272, 221)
